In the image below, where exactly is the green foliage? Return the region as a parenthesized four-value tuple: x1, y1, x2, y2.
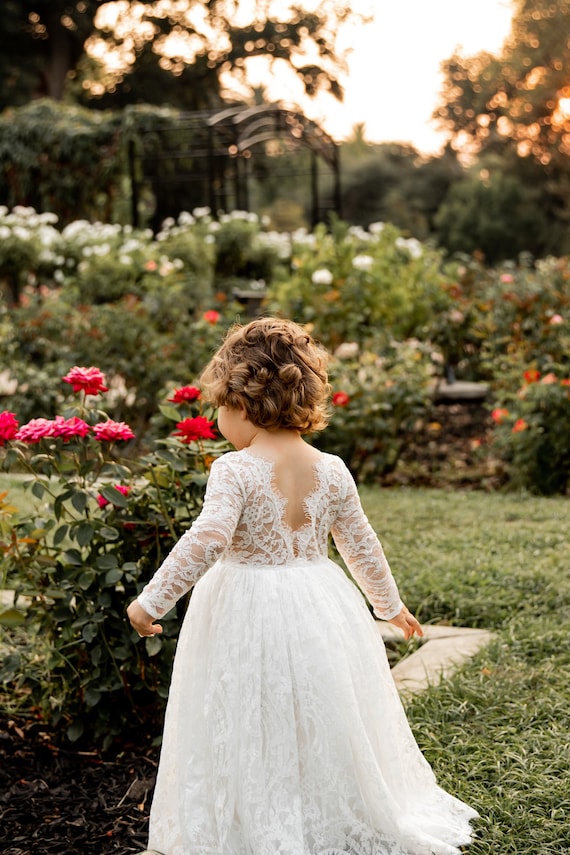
(268, 219, 451, 350)
(434, 168, 549, 264)
(488, 365, 570, 495)
(0, 101, 123, 227)
(0, 382, 227, 746)
(315, 342, 434, 481)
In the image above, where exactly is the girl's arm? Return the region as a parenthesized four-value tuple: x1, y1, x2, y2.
(127, 456, 243, 635)
(330, 465, 422, 639)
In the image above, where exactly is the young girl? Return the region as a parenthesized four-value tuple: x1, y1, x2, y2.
(127, 317, 478, 855)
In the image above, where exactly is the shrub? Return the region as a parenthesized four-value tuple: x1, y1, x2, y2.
(489, 366, 570, 495)
(314, 340, 435, 482)
(0, 369, 227, 746)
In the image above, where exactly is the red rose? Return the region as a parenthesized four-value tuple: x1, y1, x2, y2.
(491, 408, 509, 424)
(93, 420, 135, 442)
(203, 310, 220, 324)
(15, 418, 56, 444)
(62, 366, 108, 396)
(0, 411, 19, 445)
(332, 391, 350, 407)
(512, 419, 528, 433)
(168, 385, 201, 403)
(523, 369, 540, 384)
(172, 416, 216, 443)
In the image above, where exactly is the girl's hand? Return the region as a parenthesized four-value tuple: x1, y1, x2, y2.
(388, 605, 423, 640)
(127, 599, 163, 638)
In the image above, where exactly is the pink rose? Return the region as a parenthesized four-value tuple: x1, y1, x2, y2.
(52, 415, 91, 440)
(93, 420, 135, 442)
(0, 411, 19, 446)
(549, 314, 563, 325)
(62, 366, 109, 396)
(97, 484, 131, 509)
(500, 273, 514, 284)
(15, 418, 56, 444)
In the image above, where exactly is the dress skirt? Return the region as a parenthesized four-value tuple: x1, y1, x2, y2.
(146, 557, 478, 855)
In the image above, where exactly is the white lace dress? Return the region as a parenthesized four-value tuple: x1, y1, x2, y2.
(137, 450, 478, 855)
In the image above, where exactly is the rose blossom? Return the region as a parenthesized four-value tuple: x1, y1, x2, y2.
(332, 391, 350, 407)
(168, 385, 201, 404)
(523, 369, 540, 384)
(0, 411, 19, 445)
(491, 408, 509, 424)
(549, 314, 563, 325)
(540, 373, 558, 385)
(15, 418, 56, 444)
(512, 419, 528, 433)
(172, 416, 216, 443)
(93, 420, 135, 442)
(500, 273, 514, 284)
(203, 310, 220, 324)
(97, 484, 131, 509)
(52, 415, 90, 440)
(62, 366, 109, 396)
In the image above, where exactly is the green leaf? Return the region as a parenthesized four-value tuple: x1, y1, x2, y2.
(82, 622, 98, 643)
(63, 548, 83, 566)
(145, 635, 163, 657)
(31, 480, 47, 500)
(104, 567, 123, 585)
(159, 404, 182, 422)
(84, 687, 101, 708)
(75, 522, 94, 547)
(99, 526, 119, 541)
(0, 608, 27, 627)
(96, 553, 118, 570)
(155, 449, 187, 471)
(71, 491, 88, 513)
(99, 485, 129, 508)
(78, 569, 96, 590)
(67, 720, 84, 742)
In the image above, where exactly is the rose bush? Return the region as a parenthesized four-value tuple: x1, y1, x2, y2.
(0, 369, 227, 746)
(488, 363, 570, 494)
(313, 340, 435, 481)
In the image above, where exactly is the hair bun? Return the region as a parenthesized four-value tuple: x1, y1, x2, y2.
(278, 363, 302, 387)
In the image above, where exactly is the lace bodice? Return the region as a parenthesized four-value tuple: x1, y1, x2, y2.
(137, 450, 402, 621)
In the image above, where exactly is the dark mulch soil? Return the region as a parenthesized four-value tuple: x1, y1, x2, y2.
(0, 714, 158, 855)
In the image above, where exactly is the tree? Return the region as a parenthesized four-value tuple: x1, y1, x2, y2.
(435, 0, 570, 167)
(0, 1, 103, 108)
(0, 1, 354, 112)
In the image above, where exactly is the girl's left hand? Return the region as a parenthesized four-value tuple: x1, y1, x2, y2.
(388, 605, 423, 640)
(127, 599, 163, 638)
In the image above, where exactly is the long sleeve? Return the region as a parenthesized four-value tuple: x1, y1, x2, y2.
(330, 466, 402, 620)
(136, 457, 244, 619)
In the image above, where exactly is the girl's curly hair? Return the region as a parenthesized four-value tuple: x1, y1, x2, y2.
(200, 317, 330, 433)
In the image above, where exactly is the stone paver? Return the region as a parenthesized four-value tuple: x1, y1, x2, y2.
(378, 623, 495, 695)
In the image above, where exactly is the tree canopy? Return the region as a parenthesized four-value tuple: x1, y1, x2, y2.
(0, 1, 354, 112)
(435, 0, 570, 167)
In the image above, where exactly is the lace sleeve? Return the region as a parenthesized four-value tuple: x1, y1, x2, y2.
(330, 464, 402, 620)
(136, 456, 244, 619)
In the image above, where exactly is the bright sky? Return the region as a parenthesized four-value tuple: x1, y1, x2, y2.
(248, 0, 515, 153)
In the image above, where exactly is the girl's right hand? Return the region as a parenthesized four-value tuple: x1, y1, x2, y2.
(388, 605, 423, 640)
(127, 599, 163, 638)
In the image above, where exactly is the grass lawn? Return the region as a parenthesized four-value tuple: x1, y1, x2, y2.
(1, 475, 569, 851)
(360, 486, 570, 854)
